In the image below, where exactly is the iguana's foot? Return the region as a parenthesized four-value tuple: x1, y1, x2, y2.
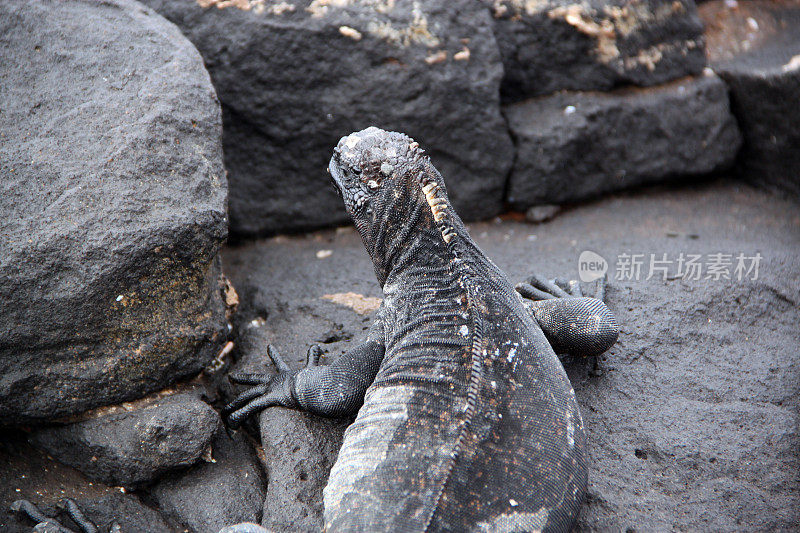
(223, 345, 323, 427)
(515, 273, 605, 301)
(515, 273, 618, 361)
(11, 498, 119, 533)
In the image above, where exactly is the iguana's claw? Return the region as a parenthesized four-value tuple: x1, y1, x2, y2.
(58, 499, 98, 533)
(515, 273, 571, 300)
(267, 344, 291, 373)
(223, 370, 295, 428)
(553, 277, 583, 297)
(223, 344, 324, 427)
(305, 344, 323, 367)
(516, 274, 606, 302)
(593, 275, 606, 302)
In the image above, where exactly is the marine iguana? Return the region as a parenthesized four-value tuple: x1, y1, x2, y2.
(11, 127, 617, 533)
(224, 127, 619, 532)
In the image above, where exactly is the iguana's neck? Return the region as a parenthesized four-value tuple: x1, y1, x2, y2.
(362, 170, 484, 289)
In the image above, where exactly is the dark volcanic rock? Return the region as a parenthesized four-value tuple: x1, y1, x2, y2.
(701, 0, 800, 198)
(484, 0, 707, 101)
(259, 410, 350, 532)
(221, 234, 379, 532)
(222, 180, 800, 531)
(140, 0, 513, 235)
(152, 430, 265, 533)
(0, 0, 228, 425)
(29, 393, 220, 488)
(505, 73, 741, 210)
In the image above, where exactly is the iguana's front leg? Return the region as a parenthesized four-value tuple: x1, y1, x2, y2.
(516, 273, 619, 358)
(223, 320, 385, 426)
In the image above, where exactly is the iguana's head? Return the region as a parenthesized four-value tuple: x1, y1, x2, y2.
(329, 127, 461, 284)
(328, 127, 416, 217)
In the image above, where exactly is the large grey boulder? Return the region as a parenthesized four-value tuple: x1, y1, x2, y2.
(30, 393, 221, 488)
(505, 73, 741, 210)
(0, 0, 229, 424)
(140, 0, 513, 236)
(484, 0, 707, 101)
(701, 0, 800, 198)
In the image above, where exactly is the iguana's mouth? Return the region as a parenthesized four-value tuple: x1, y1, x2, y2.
(327, 158, 343, 198)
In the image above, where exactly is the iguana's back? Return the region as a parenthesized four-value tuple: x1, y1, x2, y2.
(323, 229, 587, 532)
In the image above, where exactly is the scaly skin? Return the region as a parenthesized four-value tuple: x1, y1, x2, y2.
(224, 127, 619, 533)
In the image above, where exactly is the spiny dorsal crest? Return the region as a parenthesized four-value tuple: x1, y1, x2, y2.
(410, 141, 456, 244)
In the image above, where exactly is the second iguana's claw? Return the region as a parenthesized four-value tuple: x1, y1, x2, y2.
(11, 498, 105, 533)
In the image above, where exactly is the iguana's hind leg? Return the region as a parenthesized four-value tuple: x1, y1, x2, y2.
(515, 274, 619, 358)
(11, 498, 118, 533)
